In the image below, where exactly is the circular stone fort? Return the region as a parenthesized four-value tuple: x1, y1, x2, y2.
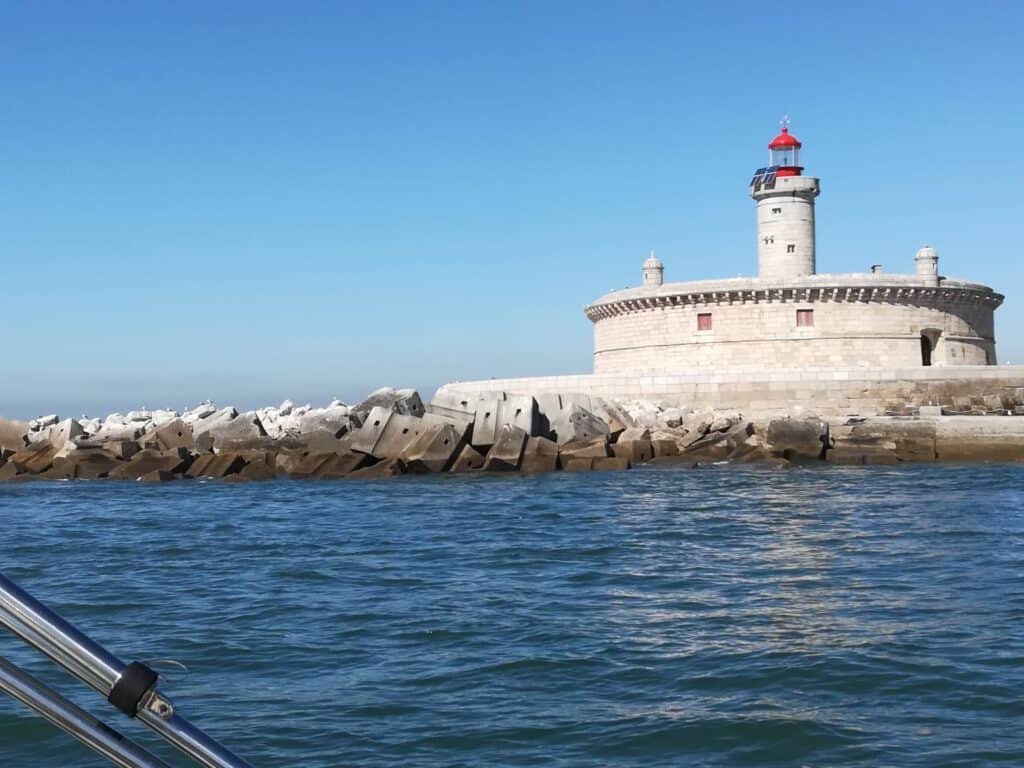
(585, 121, 1004, 374)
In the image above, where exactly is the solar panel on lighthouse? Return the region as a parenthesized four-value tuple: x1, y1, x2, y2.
(749, 165, 780, 191)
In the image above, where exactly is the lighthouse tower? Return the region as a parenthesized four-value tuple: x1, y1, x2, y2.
(749, 119, 821, 280)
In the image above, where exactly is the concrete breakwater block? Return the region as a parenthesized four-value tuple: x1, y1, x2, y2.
(0, 418, 28, 453)
(551, 404, 611, 446)
(350, 407, 425, 459)
(197, 452, 250, 479)
(482, 425, 529, 472)
(563, 457, 630, 473)
(612, 428, 653, 464)
(108, 449, 194, 480)
(275, 453, 325, 479)
(41, 419, 85, 453)
(401, 423, 465, 473)
(348, 458, 406, 479)
(9, 441, 60, 475)
(558, 437, 610, 464)
(352, 387, 424, 424)
(313, 453, 371, 479)
(682, 422, 755, 463)
(297, 407, 352, 443)
(140, 469, 176, 483)
(450, 445, 486, 473)
(141, 419, 194, 452)
(40, 451, 119, 480)
(470, 399, 502, 448)
(521, 436, 558, 474)
(209, 412, 268, 450)
(765, 418, 828, 461)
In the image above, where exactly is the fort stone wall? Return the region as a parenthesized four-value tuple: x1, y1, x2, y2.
(592, 291, 996, 372)
(437, 366, 1024, 418)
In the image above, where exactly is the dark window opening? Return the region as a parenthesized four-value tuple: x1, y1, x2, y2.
(697, 313, 712, 331)
(787, 244, 796, 253)
(921, 335, 932, 366)
(797, 309, 814, 327)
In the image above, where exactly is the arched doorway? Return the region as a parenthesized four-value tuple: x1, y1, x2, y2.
(920, 329, 941, 367)
(921, 335, 932, 366)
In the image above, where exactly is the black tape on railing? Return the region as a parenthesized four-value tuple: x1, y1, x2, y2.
(108, 661, 158, 717)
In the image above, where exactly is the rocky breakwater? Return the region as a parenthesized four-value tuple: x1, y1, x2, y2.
(1, 387, 1022, 484)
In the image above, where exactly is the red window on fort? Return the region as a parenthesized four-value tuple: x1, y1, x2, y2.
(697, 313, 712, 331)
(797, 309, 814, 327)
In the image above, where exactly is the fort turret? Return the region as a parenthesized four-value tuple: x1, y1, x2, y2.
(641, 251, 664, 287)
(749, 119, 820, 280)
(915, 245, 940, 287)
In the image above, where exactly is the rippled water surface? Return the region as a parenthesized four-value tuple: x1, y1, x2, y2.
(2, 464, 1023, 767)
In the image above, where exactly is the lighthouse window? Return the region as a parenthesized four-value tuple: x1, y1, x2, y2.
(697, 313, 713, 331)
(787, 244, 796, 253)
(797, 309, 814, 327)
(772, 207, 782, 214)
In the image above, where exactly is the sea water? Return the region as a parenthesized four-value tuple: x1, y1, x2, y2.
(1, 463, 1022, 767)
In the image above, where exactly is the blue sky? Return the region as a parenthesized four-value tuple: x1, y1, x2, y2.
(2, 1, 1021, 419)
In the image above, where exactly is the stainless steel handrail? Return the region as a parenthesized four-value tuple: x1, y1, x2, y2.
(0, 571, 256, 768)
(0, 574, 123, 694)
(0, 656, 172, 768)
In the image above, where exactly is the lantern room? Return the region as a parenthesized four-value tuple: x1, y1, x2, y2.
(768, 122, 802, 176)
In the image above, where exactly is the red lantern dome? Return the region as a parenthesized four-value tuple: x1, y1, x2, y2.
(768, 119, 802, 176)
(768, 126, 802, 150)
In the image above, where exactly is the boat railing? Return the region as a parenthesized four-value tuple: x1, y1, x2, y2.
(0, 570, 255, 768)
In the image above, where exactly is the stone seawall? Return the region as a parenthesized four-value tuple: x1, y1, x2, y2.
(436, 366, 1024, 418)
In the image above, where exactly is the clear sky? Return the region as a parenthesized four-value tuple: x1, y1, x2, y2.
(2, 1, 1022, 419)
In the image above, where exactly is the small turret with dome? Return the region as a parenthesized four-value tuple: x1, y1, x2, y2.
(641, 250, 664, 287)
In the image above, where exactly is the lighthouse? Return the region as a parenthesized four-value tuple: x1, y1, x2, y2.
(749, 119, 821, 280)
